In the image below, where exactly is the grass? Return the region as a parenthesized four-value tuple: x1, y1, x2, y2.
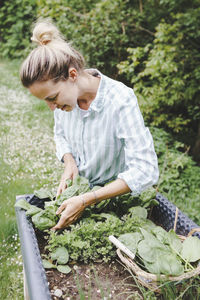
(0, 59, 199, 299)
(0, 59, 62, 299)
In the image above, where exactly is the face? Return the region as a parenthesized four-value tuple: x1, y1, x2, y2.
(29, 69, 79, 112)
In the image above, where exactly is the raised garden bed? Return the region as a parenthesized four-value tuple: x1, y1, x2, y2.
(15, 193, 200, 299)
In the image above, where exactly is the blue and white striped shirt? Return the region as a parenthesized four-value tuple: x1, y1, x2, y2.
(54, 70, 159, 194)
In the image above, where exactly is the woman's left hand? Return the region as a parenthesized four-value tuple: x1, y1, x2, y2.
(52, 196, 84, 230)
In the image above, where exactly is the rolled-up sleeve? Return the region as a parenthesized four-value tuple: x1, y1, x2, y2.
(117, 89, 159, 195)
(54, 109, 72, 161)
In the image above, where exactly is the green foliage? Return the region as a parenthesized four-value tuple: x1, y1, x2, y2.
(0, 0, 37, 58)
(36, 0, 158, 77)
(118, 232, 142, 254)
(46, 207, 154, 263)
(51, 246, 69, 264)
(181, 237, 200, 263)
(118, 7, 200, 139)
(42, 246, 72, 274)
(120, 226, 200, 276)
(1, 1, 199, 147)
(16, 175, 158, 231)
(151, 127, 200, 223)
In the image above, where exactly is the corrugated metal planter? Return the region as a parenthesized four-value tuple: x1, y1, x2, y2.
(15, 193, 200, 299)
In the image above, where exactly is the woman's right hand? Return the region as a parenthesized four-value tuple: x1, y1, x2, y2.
(56, 153, 79, 198)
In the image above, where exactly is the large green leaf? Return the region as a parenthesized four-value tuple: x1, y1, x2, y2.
(137, 239, 167, 263)
(57, 265, 71, 274)
(165, 230, 182, 253)
(51, 247, 69, 265)
(151, 226, 167, 243)
(34, 188, 54, 200)
(26, 205, 42, 216)
(152, 228, 182, 254)
(15, 199, 31, 210)
(181, 236, 200, 262)
(32, 211, 56, 230)
(140, 228, 166, 248)
(118, 232, 142, 254)
(144, 253, 184, 276)
(42, 259, 56, 269)
(128, 206, 147, 219)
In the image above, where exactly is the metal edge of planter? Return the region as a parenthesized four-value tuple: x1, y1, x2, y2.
(15, 192, 200, 299)
(15, 195, 51, 300)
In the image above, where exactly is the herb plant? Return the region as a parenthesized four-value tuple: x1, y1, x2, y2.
(15, 177, 200, 277)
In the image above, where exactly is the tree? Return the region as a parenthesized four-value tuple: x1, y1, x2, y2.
(118, 6, 200, 161)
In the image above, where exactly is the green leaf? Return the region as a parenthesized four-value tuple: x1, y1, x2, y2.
(26, 206, 42, 216)
(140, 187, 157, 203)
(165, 230, 182, 253)
(128, 206, 147, 219)
(32, 211, 56, 230)
(151, 227, 182, 254)
(51, 247, 69, 264)
(140, 228, 165, 247)
(57, 265, 71, 274)
(34, 188, 54, 200)
(181, 236, 200, 262)
(151, 226, 167, 243)
(137, 239, 166, 263)
(15, 199, 31, 211)
(118, 232, 142, 254)
(42, 259, 56, 269)
(144, 253, 184, 276)
(66, 178, 72, 187)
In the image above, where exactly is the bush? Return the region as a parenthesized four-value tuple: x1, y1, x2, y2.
(118, 7, 200, 155)
(151, 127, 200, 223)
(36, 0, 157, 78)
(0, 0, 37, 58)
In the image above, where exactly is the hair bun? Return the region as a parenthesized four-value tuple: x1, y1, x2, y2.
(31, 20, 62, 46)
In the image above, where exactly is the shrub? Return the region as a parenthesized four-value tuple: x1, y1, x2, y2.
(0, 0, 37, 58)
(118, 7, 200, 157)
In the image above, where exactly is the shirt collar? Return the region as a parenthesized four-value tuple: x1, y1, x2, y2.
(90, 70, 106, 112)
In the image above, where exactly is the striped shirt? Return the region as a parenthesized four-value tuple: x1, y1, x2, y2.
(54, 70, 159, 194)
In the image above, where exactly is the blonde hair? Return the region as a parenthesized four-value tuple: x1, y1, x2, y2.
(20, 19, 84, 87)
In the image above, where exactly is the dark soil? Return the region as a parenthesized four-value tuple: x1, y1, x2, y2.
(35, 230, 142, 300)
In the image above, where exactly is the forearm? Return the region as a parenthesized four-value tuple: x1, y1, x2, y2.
(57, 153, 78, 197)
(83, 178, 131, 207)
(54, 178, 131, 230)
(63, 153, 76, 168)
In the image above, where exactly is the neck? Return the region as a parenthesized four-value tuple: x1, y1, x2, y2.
(77, 71, 100, 110)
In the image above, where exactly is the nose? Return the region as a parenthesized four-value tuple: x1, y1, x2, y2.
(46, 101, 57, 111)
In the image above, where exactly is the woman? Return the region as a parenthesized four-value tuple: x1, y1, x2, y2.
(20, 20, 159, 230)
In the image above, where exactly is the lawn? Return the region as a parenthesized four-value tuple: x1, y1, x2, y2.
(0, 59, 199, 299)
(0, 60, 62, 299)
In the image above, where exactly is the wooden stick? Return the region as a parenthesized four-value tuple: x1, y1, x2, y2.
(109, 235, 135, 260)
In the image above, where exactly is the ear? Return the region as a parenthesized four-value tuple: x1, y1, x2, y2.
(68, 67, 78, 81)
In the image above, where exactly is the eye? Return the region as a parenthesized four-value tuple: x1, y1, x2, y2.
(46, 94, 58, 102)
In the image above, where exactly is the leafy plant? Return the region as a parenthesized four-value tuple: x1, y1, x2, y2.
(0, 0, 37, 58)
(118, 7, 200, 159)
(119, 225, 200, 276)
(151, 127, 200, 223)
(15, 175, 200, 278)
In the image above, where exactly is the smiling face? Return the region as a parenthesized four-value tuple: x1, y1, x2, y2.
(29, 68, 79, 112)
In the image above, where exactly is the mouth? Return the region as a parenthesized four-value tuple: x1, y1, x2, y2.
(61, 105, 67, 111)
(61, 105, 72, 111)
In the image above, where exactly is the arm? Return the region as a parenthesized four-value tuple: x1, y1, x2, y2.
(116, 89, 159, 194)
(52, 89, 159, 230)
(56, 153, 79, 197)
(54, 109, 72, 162)
(54, 109, 79, 196)
(52, 178, 130, 230)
